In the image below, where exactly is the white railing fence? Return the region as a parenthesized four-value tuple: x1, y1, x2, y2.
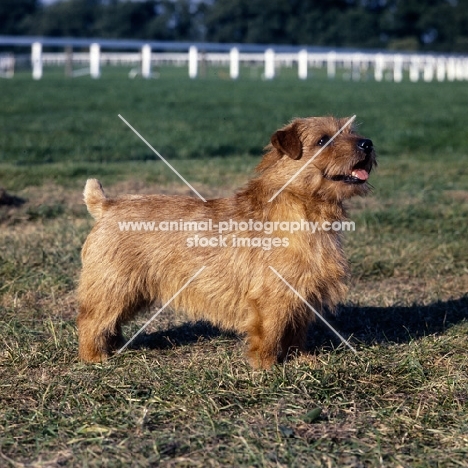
(2, 40, 468, 82)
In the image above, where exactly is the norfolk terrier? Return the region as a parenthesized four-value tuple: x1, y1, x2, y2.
(77, 116, 376, 368)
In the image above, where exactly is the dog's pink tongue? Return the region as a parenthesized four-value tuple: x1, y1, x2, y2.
(352, 169, 369, 181)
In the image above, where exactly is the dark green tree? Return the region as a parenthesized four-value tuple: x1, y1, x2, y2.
(2, 0, 467, 52)
(31, 0, 102, 37)
(94, 0, 159, 39)
(0, 0, 39, 35)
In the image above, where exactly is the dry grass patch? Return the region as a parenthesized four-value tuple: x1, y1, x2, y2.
(1, 170, 467, 467)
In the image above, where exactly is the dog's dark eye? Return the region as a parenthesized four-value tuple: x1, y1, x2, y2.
(317, 136, 330, 146)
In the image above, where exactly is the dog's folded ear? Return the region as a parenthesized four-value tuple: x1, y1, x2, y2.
(271, 123, 302, 160)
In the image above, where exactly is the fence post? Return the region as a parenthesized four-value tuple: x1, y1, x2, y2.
(90, 43, 100, 78)
(374, 53, 384, 81)
(141, 44, 152, 78)
(188, 46, 198, 78)
(0, 53, 15, 78)
(446, 57, 456, 81)
(423, 57, 435, 82)
(264, 48, 275, 79)
(456, 59, 464, 80)
(409, 56, 419, 82)
(393, 54, 403, 82)
(298, 49, 308, 80)
(31, 42, 42, 80)
(230, 47, 239, 79)
(436, 57, 446, 81)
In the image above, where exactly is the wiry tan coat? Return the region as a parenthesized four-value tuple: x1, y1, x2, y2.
(77, 117, 376, 368)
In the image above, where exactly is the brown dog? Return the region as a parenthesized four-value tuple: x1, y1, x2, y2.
(77, 117, 376, 368)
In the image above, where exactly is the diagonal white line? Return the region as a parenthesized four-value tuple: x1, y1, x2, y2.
(118, 114, 207, 202)
(116, 266, 206, 355)
(269, 266, 357, 354)
(268, 115, 356, 202)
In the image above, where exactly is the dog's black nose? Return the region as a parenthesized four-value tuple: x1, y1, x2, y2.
(357, 139, 373, 154)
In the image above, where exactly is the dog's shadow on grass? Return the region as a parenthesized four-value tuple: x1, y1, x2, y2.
(131, 295, 468, 353)
(0, 189, 25, 207)
(132, 321, 237, 351)
(309, 295, 468, 350)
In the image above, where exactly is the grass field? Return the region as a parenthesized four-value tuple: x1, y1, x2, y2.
(0, 66, 467, 467)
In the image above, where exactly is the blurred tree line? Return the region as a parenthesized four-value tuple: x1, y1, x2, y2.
(1, 0, 468, 52)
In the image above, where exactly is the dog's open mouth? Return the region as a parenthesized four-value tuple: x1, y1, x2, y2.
(324, 156, 372, 185)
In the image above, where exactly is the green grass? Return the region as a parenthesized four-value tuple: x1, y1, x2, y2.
(1, 66, 468, 167)
(0, 65, 467, 467)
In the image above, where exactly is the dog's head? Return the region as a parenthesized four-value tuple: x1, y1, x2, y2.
(258, 117, 377, 200)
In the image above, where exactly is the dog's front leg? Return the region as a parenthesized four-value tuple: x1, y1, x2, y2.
(245, 299, 307, 369)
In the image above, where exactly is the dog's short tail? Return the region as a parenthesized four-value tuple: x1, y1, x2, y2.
(84, 179, 106, 220)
